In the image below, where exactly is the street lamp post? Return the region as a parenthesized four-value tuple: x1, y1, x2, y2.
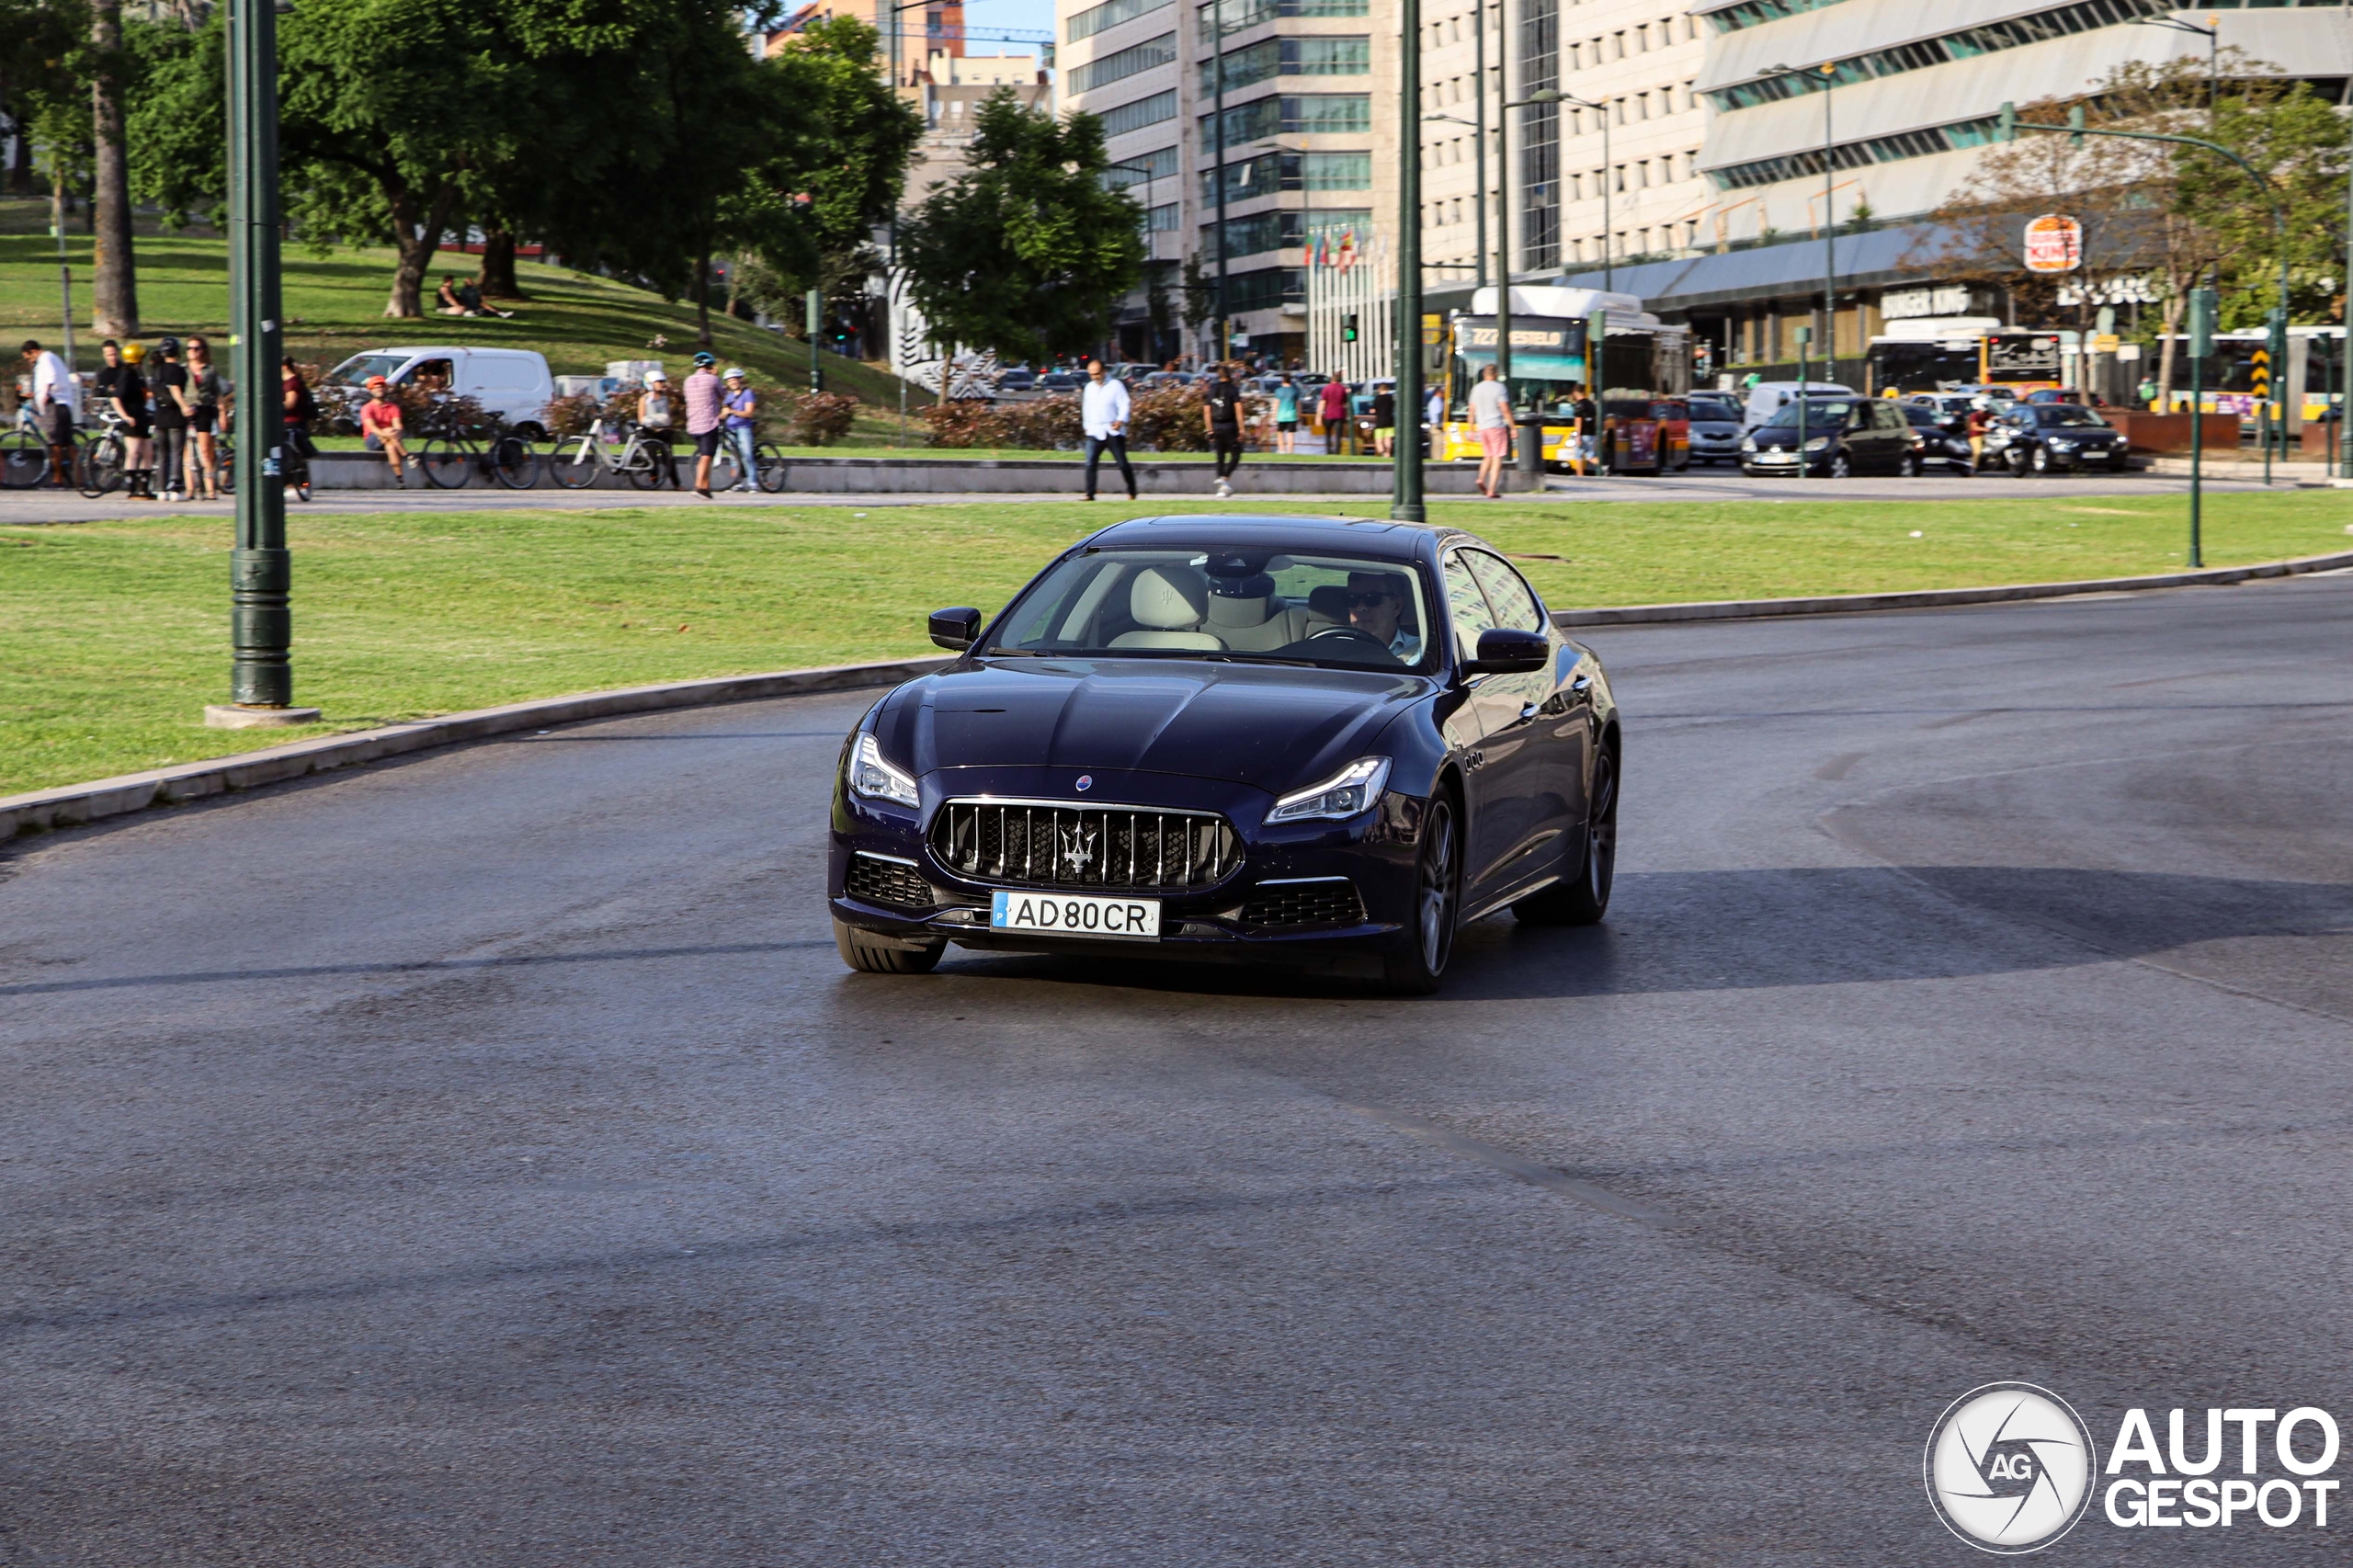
(1393, 0, 1425, 520)
(1559, 94, 1608, 293)
(211, 0, 313, 727)
(1502, 88, 1560, 483)
(1211, 0, 1228, 364)
(1761, 62, 1839, 370)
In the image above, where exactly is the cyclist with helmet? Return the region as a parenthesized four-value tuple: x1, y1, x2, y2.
(683, 350, 724, 498)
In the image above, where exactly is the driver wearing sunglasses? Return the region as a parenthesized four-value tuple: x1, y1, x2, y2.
(1345, 571, 1420, 662)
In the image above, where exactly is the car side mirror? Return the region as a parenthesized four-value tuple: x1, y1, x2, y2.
(1461, 627, 1549, 676)
(928, 607, 983, 651)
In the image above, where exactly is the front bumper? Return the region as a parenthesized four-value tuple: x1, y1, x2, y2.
(828, 766, 1430, 968)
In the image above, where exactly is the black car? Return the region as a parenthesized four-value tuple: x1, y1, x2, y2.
(828, 515, 1620, 994)
(1988, 403, 2131, 474)
(1900, 402, 1976, 473)
(1740, 396, 1916, 477)
(1686, 393, 1745, 466)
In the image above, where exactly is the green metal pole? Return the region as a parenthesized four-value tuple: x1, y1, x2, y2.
(1796, 324, 1810, 479)
(806, 289, 824, 394)
(1392, 0, 1424, 521)
(226, 0, 295, 711)
(2189, 283, 2212, 570)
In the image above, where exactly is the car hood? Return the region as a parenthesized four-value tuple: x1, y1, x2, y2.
(874, 657, 1428, 793)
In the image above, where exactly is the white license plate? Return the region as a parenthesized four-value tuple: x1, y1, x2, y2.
(990, 890, 1162, 940)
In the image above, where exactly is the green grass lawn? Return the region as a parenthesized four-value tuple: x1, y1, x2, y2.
(0, 199, 904, 411)
(4, 490, 2346, 796)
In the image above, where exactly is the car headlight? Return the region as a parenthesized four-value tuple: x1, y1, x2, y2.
(847, 731, 920, 808)
(1803, 437, 1830, 452)
(2048, 438, 2076, 449)
(1740, 437, 1756, 452)
(1266, 756, 1392, 824)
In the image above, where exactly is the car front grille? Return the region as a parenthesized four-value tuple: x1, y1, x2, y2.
(845, 851, 935, 908)
(930, 799, 1242, 891)
(1242, 877, 1366, 927)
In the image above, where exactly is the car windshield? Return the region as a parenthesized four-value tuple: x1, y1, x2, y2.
(327, 352, 411, 388)
(1758, 400, 1856, 429)
(1688, 399, 1739, 420)
(984, 548, 1437, 671)
(2037, 406, 2105, 426)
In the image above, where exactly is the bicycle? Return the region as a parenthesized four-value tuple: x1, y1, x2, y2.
(415, 402, 538, 490)
(711, 426, 790, 494)
(1, 403, 66, 489)
(542, 417, 677, 491)
(76, 408, 134, 496)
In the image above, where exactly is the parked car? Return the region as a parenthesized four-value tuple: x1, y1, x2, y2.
(1740, 395, 1915, 477)
(1038, 370, 1082, 392)
(1684, 393, 1745, 466)
(996, 367, 1039, 392)
(1900, 402, 1976, 473)
(1739, 379, 1856, 428)
(1986, 403, 2131, 474)
(325, 347, 556, 435)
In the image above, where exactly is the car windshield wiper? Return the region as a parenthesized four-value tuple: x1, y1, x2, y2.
(1199, 653, 1320, 667)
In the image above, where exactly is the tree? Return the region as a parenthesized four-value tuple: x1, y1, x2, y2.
(88, 0, 135, 335)
(897, 90, 1144, 364)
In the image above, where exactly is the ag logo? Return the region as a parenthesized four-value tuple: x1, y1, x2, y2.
(1925, 1383, 2097, 1553)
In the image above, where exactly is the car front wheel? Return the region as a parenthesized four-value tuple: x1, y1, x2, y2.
(1829, 452, 1852, 479)
(1382, 794, 1460, 995)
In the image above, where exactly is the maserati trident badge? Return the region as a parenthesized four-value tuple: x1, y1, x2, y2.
(1075, 774, 1093, 792)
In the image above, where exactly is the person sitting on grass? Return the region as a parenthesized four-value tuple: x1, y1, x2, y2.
(460, 274, 515, 320)
(436, 275, 470, 316)
(360, 376, 409, 487)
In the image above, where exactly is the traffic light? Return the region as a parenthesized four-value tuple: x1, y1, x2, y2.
(1996, 102, 2016, 143)
(1341, 312, 1358, 344)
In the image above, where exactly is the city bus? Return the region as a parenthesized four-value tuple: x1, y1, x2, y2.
(1864, 322, 2063, 396)
(1432, 286, 1691, 471)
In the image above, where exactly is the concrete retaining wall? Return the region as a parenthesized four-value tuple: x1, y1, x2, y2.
(307, 451, 1481, 495)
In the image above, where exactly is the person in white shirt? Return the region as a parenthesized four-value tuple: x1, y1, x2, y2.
(1468, 363, 1513, 499)
(20, 339, 79, 488)
(1080, 358, 1135, 502)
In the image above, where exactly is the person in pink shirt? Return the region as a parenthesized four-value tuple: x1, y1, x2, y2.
(682, 350, 724, 498)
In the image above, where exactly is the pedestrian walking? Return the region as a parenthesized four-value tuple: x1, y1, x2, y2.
(638, 370, 679, 488)
(1203, 362, 1245, 496)
(1469, 363, 1512, 499)
(683, 351, 723, 498)
(1570, 383, 1598, 475)
(358, 375, 409, 486)
(94, 338, 154, 500)
(721, 369, 757, 492)
(148, 336, 193, 500)
(185, 335, 226, 501)
(1965, 402, 1990, 470)
(1273, 375, 1300, 454)
(2136, 374, 2159, 411)
(1371, 383, 1396, 458)
(1316, 376, 1348, 454)
(1081, 358, 1136, 501)
(282, 356, 319, 493)
(18, 339, 78, 488)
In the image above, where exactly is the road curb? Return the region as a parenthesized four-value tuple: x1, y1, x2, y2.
(0, 655, 951, 845)
(1552, 547, 2353, 629)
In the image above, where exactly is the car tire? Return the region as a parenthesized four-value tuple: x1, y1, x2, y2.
(833, 918, 947, 974)
(2107, 450, 2131, 472)
(1512, 737, 1617, 927)
(1830, 452, 1852, 479)
(1897, 453, 1921, 477)
(1381, 792, 1460, 995)
(2030, 445, 2052, 474)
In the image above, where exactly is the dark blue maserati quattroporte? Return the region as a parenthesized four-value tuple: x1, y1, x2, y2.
(827, 514, 1620, 994)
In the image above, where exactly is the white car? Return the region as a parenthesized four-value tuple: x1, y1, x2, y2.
(325, 347, 556, 435)
(1740, 379, 1856, 428)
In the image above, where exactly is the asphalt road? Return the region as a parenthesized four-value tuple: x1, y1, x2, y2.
(5, 574, 2350, 1565)
(0, 464, 2321, 524)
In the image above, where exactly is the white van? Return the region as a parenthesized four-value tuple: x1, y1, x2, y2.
(1742, 379, 1856, 428)
(324, 347, 557, 434)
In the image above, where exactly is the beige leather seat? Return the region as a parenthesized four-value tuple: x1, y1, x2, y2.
(1109, 565, 1225, 650)
(1205, 581, 1313, 651)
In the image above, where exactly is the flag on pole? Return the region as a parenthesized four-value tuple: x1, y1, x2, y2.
(1336, 230, 1356, 274)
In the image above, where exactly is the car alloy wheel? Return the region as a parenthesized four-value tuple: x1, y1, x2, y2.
(1898, 453, 1920, 477)
(1383, 794, 1459, 994)
(1830, 452, 1852, 479)
(2031, 445, 2052, 474)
